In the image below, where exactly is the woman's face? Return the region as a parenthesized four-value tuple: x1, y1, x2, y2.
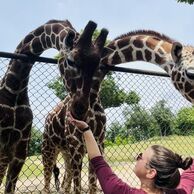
(133, 147, 154, 179)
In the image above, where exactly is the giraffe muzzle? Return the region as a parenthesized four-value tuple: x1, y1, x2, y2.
(71, 100, 88, 120)
(186, 67, 194, 80)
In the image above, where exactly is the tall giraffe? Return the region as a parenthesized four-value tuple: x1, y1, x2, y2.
(0, 19, 77, 194)
(44, 30, 194, 194)
(41, 21, 108, 194)
(101, 30, 194, 103)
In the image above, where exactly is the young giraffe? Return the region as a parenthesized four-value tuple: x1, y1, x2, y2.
(0, 19, 78, 194)
(101, 30, 194, 103)
(42, 21, 108, 194)
(45, 30, 194, 194)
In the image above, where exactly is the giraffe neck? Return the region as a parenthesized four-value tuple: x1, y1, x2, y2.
(89, 68, 107, 106)
(16, 20, 76, 55)
(102, 31, 175, 75)
(0, 20, 76, 105)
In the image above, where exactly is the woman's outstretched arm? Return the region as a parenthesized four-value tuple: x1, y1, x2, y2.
(67, 112, 101, 159)
(67, 112, 139, 194)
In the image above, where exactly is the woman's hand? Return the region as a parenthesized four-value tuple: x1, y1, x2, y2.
(67, 112, 89, 129)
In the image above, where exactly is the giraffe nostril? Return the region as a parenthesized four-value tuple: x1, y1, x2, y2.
(186, 67, 194, 80)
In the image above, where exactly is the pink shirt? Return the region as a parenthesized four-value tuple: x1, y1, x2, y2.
(91, 156, 194, 194)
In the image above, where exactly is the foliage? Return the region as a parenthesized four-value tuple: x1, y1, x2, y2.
(150, 100, 175, 136)
(48, 77, 67, 100)
(100, 73, 140, 109)
(124, 105, 158, 142)
(48, 72, 140, 109)
(174, 106, 194, 135)
(105, 122, 130, 145)
(28, 127, 42, 156)
(177, 0, 194, 4)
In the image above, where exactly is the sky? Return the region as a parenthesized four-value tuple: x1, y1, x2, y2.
(0, 0, 193, 130)
(0, 0, 194, 70)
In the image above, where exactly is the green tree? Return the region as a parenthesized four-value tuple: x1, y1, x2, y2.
(124, 105, 158, 142)
(106, 122, 124, 142)
(28, 127, 42, 156)
(174, 106, 194, 135)
(48, 73, 140, 109)
(150, 100, 175, 136)
(48, 77, 67, 100)
(177, 0, 194, 4)
(100, 73, 140, 109)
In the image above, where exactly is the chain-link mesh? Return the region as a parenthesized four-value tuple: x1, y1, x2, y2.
(0, 56, 194, 194)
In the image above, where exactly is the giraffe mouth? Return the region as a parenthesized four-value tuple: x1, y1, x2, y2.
(71, 101, 88, 121)
(186, 67, 194, 80)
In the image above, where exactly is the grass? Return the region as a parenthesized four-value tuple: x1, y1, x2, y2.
(105, 135, 194, 163)
(19, 135, 194, 179)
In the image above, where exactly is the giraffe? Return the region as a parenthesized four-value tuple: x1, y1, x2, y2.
(101, 30, 194, 103)
(0, 19, 78, 194)
(41, 21, 108, 194)
(44, 29, 194, 194)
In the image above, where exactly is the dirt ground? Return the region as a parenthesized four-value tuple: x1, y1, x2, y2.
(0, 162, 140, 194)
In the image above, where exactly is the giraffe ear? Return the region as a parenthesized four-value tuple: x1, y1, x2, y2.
(63, 30, 76, 49)
(171, 42, 183, 63)
(101, 46, 115, 59)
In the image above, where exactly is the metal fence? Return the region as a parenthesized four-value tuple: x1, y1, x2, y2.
(0, 52, 194, 193)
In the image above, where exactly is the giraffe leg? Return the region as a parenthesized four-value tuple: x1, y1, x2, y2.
(4, 139, 29, 194)
(71, 157, 83, 194)
(73, 164, 82, 194)
(4, 159, 25, 194)
(88, 162, 98, 194)
(0, 152, 9, 187)
(61, 151, 73, 193)
(42, 138, 59, 194)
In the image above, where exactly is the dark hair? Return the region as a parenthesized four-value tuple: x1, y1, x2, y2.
(149, 145, 193, 190)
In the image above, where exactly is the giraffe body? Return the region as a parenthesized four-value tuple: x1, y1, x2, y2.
(0, 19, 76, 194)
(42, 21, 108, 194)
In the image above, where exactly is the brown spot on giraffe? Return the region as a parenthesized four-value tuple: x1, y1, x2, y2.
(136, 50, 144, 60)
(185, 81, 193, 93)
(133, 39, 144, 48)
(145, 49, 152, 62)
(123, 46, 133, 61)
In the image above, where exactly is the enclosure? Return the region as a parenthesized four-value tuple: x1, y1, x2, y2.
(0, 52, 194, 194)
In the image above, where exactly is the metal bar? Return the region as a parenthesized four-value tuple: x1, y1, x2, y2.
(100, 64, 169, 77)
(0, 51, 169, 77)
(0, 51, 57, 64)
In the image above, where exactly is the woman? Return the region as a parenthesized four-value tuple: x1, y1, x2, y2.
(67, 112, 194, 194)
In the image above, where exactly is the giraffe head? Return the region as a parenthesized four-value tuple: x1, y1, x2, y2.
(171, 42, 194, 102)
(59, 21, 108, 120)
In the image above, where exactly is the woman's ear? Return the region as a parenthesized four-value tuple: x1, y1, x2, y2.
(146, 168, 157, 179)
(171, 42, 183, 63)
